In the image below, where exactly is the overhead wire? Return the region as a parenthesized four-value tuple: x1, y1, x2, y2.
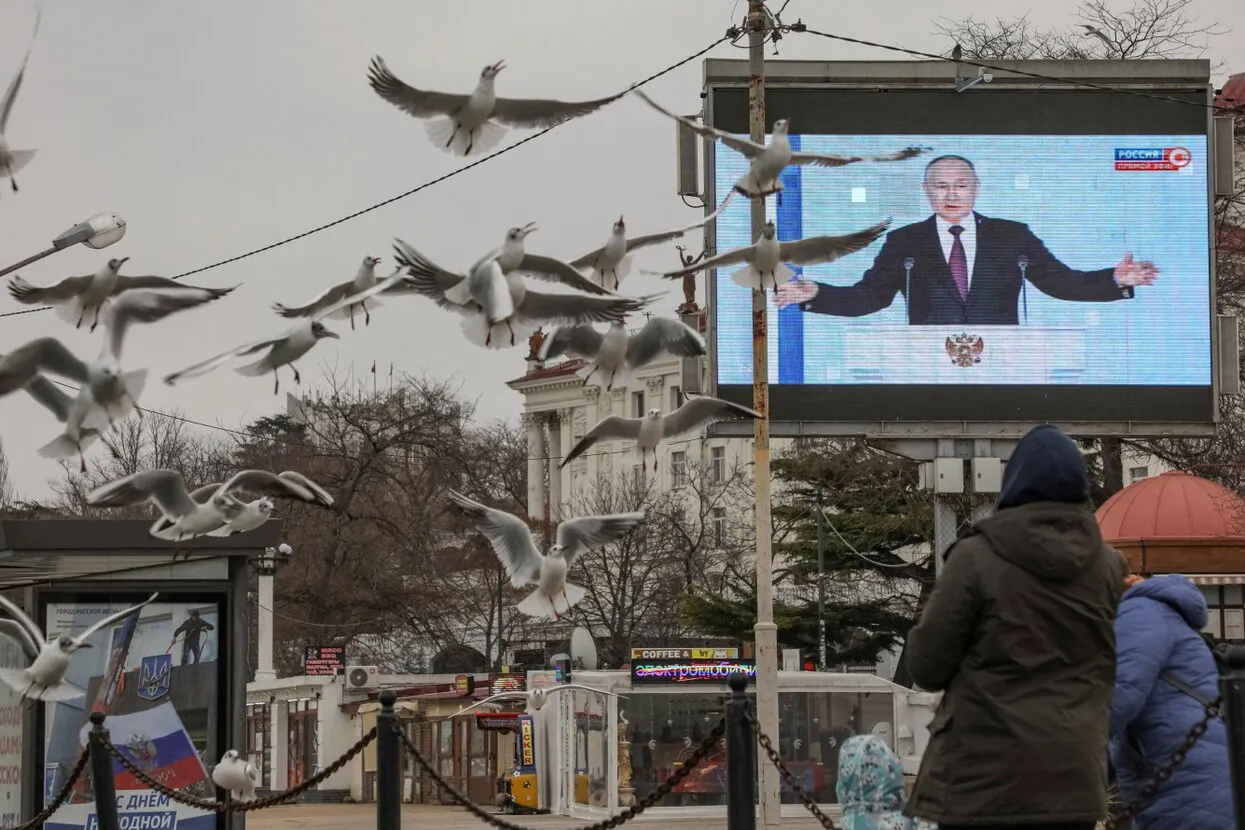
(0, 34, 730, 321)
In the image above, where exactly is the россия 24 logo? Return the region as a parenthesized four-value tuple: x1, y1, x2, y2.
(1114, 147, 1192, 171)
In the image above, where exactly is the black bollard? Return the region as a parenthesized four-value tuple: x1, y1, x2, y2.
(88, 712, 121, 830)
(1221, 645, 1245, 830)
(725, 673, 756, 830)
(376, 690, 401, 830)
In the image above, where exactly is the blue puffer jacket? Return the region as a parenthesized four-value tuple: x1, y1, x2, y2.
(1109, 574, 1232, 829)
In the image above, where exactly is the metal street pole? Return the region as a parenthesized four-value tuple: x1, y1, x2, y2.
(747, 1, 781, 826)
(0, 212, 127, 278)
(816, 500, 826, 672)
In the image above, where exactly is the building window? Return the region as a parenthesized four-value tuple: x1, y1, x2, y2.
(711, 507, 728, 546)
(670, 385, 682, 411)
(671, 451, 687, 488)
(633, 464, 646, 489)
(1204, 584, 1245, 642)
(1129, 465, 1149, 483)
(632, 391, 645, 418)
(711, 447, 725, 483)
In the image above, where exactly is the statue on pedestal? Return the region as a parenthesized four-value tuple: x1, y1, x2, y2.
(617, 709, 636, 807)
(675, 245, 707, 316)
(527, 328, 546, 362)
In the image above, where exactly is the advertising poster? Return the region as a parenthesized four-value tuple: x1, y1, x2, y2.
(39, 601, 221, 830)
(0, 636, 23, 828)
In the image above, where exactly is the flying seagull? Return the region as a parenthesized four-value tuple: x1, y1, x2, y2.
(394, 241, 655, 350)
(8, 257, 235, 332)
(651, 219, 892, 292)
(562, 393, 763, 473)
(213, 750, 259, 803)
(445, 489, 645, 620)
(164, 273, 403, 393)
(0, 591, 158, 703)
(87, 469, 334, 548)
(492, 223, 615, 296)
(368, 57, 623, 156)
(150, 491, 276, 541)
(537, 317, 706, 392)
(0, 371, 106, 472)
(272, 256, 401, 330)
(0, 287, 239, 469)
(454, 685, 625, 717)
(0, 6, 39, 195)
(1080, 24, 1113, 48)
(567, 194, 736, 291)
(634, 90, 930, 199)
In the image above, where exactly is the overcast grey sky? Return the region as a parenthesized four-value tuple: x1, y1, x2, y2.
(0, 0, 1241, 499)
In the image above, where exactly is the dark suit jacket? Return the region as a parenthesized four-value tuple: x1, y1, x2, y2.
(799, 212, 1134, 325)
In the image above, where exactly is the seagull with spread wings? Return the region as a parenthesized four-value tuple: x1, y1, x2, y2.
(568, 195, 736, 291)
(87, 468, 333, 548)
(8, 257, 234, 332)
(368, 57, 623, 157)
(562, 393, 762, 474)
(0, 6, 38, 195)
(492, 223, 615, 296)
(0, 591, 158, 703)
(650, 219, 891, 293)
(0, 286, 239, 469)
(164, 273, 403, 394)
(394, 241, 656, 350)
(445, 489, 645, 620)
(273, 256, 401, 330)
(635, 90, 930, 200)
(537, 317, 706, 392)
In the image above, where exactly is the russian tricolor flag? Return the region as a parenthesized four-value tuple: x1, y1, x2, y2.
(78, 702, 209, 791)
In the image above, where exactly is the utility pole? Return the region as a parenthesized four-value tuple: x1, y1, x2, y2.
(746, 1, 781, 826)
(816, 498, 826, 672)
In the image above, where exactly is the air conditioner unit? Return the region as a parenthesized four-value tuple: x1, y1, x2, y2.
(346, 665, 380, 689)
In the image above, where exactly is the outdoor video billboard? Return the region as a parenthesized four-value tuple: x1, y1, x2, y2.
(706, 80, 1215, 427)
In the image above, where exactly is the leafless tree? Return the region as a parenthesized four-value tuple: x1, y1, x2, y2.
(0, 439, 15, 512)
(934, 0, 1227, 64)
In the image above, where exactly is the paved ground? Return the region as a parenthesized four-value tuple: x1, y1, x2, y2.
(245, 803, 838, 830)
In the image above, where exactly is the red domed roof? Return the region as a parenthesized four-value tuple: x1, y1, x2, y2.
(1215, 73, 1245, 111)
(1096, 470, 1245, 541)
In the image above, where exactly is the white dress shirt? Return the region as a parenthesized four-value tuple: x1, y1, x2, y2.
(935, 215, 977, 291)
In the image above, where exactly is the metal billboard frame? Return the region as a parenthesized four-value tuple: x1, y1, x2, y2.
(699, 57, 1220, 441)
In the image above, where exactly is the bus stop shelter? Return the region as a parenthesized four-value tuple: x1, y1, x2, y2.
(0, 517, 282, 830)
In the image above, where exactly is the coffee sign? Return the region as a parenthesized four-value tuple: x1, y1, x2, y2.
(629, 647, 739, 661)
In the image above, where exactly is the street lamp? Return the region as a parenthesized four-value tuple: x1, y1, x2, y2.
(0, 212, 127, 278)
(254, 543, 292, 681)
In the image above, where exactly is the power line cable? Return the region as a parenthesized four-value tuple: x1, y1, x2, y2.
(791, 25, 1239, 112)
(0, 35, 730, 321)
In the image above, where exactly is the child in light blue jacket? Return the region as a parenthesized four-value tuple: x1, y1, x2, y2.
(836, 735, 938, 830)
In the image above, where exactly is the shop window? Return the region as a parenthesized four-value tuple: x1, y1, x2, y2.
(623, 693, 736, 807)
(777, 690, 896, 804)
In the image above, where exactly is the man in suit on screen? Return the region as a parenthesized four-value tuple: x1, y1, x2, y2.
(774, 155, 1159, 325)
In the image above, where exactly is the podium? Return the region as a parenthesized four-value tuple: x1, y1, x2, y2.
(837, 325, 1088, 385)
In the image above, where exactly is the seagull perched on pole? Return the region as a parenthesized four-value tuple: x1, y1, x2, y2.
(0, 6, 39, 195)
(394, 241, 656, 350)
(368, 57, 623, 156)
(87, 469, 333, 553)
(537, 317, 706, 392)
(562, 393, 763, 473)
(567, 195, 736, 291)
(213, 750, 259, 803)
(8, 258, 234, 332)
(164, 273, 402, 394)
(634, 90, 930, 200)
(445, 489, 645, 620)
(272, 256, 399, 330)
(650, 219, 892, 293)
(0, 591, 158, 703)
(0, 286, 239, 470)
(454, 685, 625, 716)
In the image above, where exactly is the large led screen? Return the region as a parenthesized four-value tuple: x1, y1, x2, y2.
(706, 88, 1215, 424)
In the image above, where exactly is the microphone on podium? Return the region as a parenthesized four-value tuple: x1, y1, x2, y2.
(1017, 255, 1030, 324)
(903, 257, 915, 323)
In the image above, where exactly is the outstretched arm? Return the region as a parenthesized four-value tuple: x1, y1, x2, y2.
(795, 232, 906, 318)
(1021, 227, 1140, 303)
